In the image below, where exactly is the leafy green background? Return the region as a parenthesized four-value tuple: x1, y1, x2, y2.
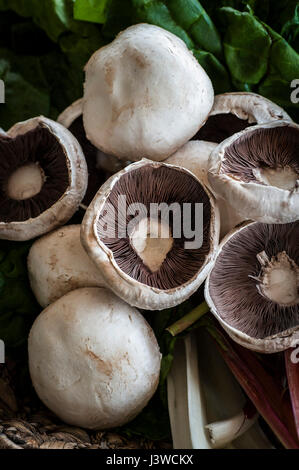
(0, 0, 298, 441)
(0, 0, 298, 129)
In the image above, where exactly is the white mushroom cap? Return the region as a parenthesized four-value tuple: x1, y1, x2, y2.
(83, 23, 214, 162)
(28, 225, 106, 307)
(165, 141, 244, 238)
(0, 117, 88, 241)
(208, 120, 299, 224)
(57, 98, 128, 175)
(193, 92, 292, 144)
(210, 92, 291, 124)
(28, 287, 161, 430)
(81, 159, 220, 310)
(205, 221, 299, 353)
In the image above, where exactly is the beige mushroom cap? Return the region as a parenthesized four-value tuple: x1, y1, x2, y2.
(208, 120, 299, 224)
(28, 225, 106, 308)
(165, 141, 244, 238)
(28, 287, 161, 430)
(210, 92, 291, 124)
(83, 23, 214, 162)
(205, 221, 299, 353)
(81, 159, 220, 310)
(0, 117, 88, 241)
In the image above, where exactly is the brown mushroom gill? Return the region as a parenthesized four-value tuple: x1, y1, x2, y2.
(208, 222, 299, 339)
(192, 113, 255, 143)
(0, 125, 69, 222)
(221, 126, 299, 189)
(96, 165, 212, 290)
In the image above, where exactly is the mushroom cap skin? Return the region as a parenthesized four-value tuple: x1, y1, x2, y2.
(165, 141, 245, 238)
(0, 116, 88, 241)
(208, 120, 299, 224)
(194, 92, 292, 144)
(81, 159, 220, 311)
(28, 225, 106, 308)
(83, 23, 214, 162)
(58, 98, 127, 175)
(205, 221, 299, 353)
(28, 287, 161, 430)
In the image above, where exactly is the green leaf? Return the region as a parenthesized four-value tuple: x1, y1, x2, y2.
(132, 0, 195, 48)
(74, 0, 110, 24)
(0, 241, 41, 349)
(258, 24, 299, 109)
(192, 49, 231, 93)
(166, 0, 222, 57)
(220, 7, 272, 84)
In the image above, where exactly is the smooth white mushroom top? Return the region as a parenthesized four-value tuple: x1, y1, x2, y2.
(83, 23, 214, 161)
(28, 287, 161, 430)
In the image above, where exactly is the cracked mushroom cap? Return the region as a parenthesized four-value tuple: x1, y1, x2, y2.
(81, 159, 220, 310)
(28, 225, 106, 308)
(0, 116, 88, 240)
(208, 120, 299, 224)
(205, 221, 299, 353)
(193, 92, 291, 144)
(83, 23, 214, 162)
(28, 287, 161, 430)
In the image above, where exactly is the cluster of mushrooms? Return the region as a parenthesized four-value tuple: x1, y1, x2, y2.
(0, 24, 298, 432)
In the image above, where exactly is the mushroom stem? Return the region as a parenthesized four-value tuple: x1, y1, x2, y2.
(166, 301, 210, 336)
(6, 163, 45, 200)
(130, 218, 173, 273)
(253, 251, 299, 306)
(206, 405, 258, 448)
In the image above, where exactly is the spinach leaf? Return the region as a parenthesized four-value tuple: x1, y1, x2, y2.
(74, 0, 110, 24)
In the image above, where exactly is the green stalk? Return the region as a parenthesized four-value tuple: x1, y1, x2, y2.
(166, 301, 209, 336)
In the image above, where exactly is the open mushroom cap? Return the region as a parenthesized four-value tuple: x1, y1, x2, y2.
(165, 141, 245, 238)
(0, 116, 88, 240)
(83, 23, 214, 162)
(205, 221, 299, 353)
(28, 225, 106, 308)
(28, 287, 161, 430)
(193, 92, 292, 144)
(208, 120, 299, 224)
(81, 159, 220, 310)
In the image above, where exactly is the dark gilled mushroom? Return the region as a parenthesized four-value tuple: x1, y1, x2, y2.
(208, 121, 299, 224)
(0, 117, 88, 241)
(81, 160, 219, 310)
(58, 100, 126, 206)
(205, 221, 299, 353)
(192, 92, 291, 144)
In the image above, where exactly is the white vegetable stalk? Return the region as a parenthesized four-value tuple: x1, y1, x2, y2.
(206, 408, 258, 448)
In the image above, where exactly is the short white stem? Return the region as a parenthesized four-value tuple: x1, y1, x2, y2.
(254, 251, 299, 306)
(7, 163, 45, 200)
(130, 217, 173, 273)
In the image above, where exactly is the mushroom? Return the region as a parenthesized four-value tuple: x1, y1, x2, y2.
(192, 92, 291, 144)
(83, 23, 214, 162)
(58, 99, 126, 206)
(208, 120, 299, 224)
(28, 287, 161, 430)
(205, 220, 299, 353)
(27, 225, 106, 307)
(165, 141, 244, 237)
(0, 116, 88, 241)
(81, 159, 220, 310)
